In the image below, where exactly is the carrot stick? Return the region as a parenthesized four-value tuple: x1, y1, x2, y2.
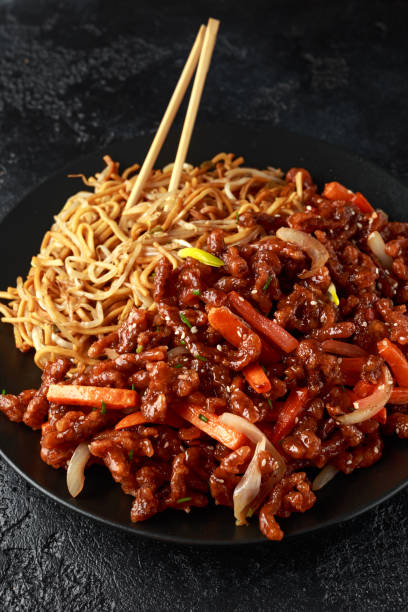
(47, 384, 138, 410)
(322, 339, 367, 357)
(352, 192, 374, 214)
(172, 402, 248, 450)
(243, 363, 271, 393)
(208, 306, 280, 363)
(322, 182, 374, 213)
(228, 292, 298, 353)
(377, 338, 408, 386)
(389, 388, 408, 404)
(271, 388, 308, 444)
(115, 412, 147, 430)
(323, 181, 353, 201)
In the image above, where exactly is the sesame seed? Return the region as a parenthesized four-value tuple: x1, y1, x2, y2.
(310, 300, 317, 306)
(346, 459, 352, 465)
(216, 344, 222, 351)
(190, 326, 198, 334)
(251, 289, 257, 294)
(261, 459, 266, 467)
(163, 441, 169, 448)
(361, 322, 367, 327)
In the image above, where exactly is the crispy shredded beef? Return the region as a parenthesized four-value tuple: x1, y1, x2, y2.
(1, 166, 407, 540)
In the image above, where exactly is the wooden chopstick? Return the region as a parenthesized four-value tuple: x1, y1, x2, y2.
(122, 24, 206, 217)
(168, 18, 220, 193)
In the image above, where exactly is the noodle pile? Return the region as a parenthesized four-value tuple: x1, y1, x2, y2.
(0, 153, 304, 369)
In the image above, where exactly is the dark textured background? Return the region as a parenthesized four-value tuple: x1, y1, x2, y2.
(0, 1, 407, 610)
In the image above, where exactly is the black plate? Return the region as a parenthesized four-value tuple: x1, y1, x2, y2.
(1, 124, 407, 545)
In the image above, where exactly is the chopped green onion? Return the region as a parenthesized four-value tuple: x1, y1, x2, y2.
(199, 414, 209, 423)
(180, 340, 186, 346)
(92, 406, 97, 411)
(136, 345, 143, 354)
(261, 365, 267, 373)
(1, 389, 5, 395)
(341, 385, 345, 392)
(192, 289, 201, 296)
(195, 354, 207, 362)
(267, 399, 273, 410)
(263, 276, 273, 291)
(179, 312, 192, 329)
(131, 384, 135, 391)
(177, 496, 192, 504)
(236, 211, 239, 222)
(128, 450, 134, 461)
(178, 247, 224, 268)
(247, 507, 254, 518)
(174, 364, 183, 369)
(101, 401, 107, 415)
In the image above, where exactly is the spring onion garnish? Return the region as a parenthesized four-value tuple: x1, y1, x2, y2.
(263, 276, 273, 291)
(195, 354, 207, 362)
(128, 450, 134, 461)
(178, 247, 224, 267)
(101, 401, 107, 415)
(92, 406, 97, 411)
(136, 345, 143, 354)
(236, 211, 239, 222)
(192, 289, 201, 296)
(174, 364, 183, 369)
(1, 389, 5, 395)
(327, 282, 340, 306)
(131, 383, 135, 391)
(199, 413, 209, 423)
(267, 399, 273, 410)
(180, 340, 186, 346)
(179, 312, 192, 329)
(177, 497, 192, 504)
(247, 507, 255, 518)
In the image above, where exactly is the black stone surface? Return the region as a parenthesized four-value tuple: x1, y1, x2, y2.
(0, 1, 407, 610)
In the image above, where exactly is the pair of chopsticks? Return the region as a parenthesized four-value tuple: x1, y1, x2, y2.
(122, 17, 220, 218)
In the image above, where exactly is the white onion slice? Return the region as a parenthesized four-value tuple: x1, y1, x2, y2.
(367, 231, 393, 269)
(67, 443, 91, 497)
(233, 438, 266, 525)
(276, 227, 329, 279)
(167, 346, 189, 360)
(336, 366, 393, 425)
(220, 413, 286, 525)
(220, 412, 285, 477)
(312, 464, 339, 491)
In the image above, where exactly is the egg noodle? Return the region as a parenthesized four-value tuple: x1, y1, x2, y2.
(0, 153, 304, 370)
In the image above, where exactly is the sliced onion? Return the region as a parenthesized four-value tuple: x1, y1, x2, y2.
(233, 438, 266, 525)
(336, 366, 393, 425)
(220, 412, 285, 476)
(367, 231, 393, 269)
(276, 227, 329, 279)
(67, 443, 91, 497)
(167, 346, 189, 360)
(220, 413, 286, 525)
(312, 464, 339, 491)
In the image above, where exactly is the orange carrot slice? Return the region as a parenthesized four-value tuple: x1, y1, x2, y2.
(172, 402, 248, 450)
(47, 384, 138, 410)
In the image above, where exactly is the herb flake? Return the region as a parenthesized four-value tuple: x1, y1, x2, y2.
(179, 312, 192, 329)
(267, 399, 273, 410)
(195, 354, 207, 362)
(1, 389, 5, 395)
(263, 276, 273, 291)
(128, 450, 134, 461)
(174, 364, 183, 369)
(199, 414, 209, 423)
(131, 384, 135, 391)
(192, 289, 201, 296)
(136, 345, 143, 354)
(101, 401, 107, 415)
(177, 496, 192, 504)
